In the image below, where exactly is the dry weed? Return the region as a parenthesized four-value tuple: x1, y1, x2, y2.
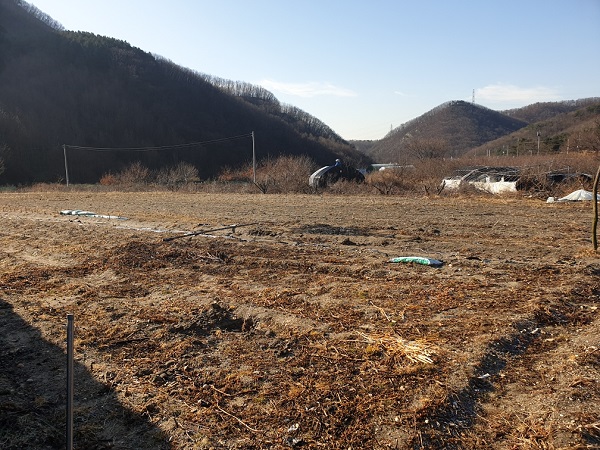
(359, 331, 438, 365)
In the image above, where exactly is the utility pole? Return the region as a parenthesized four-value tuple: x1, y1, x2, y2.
(63, 145, 70, 186)
(537, 131, 541, 155)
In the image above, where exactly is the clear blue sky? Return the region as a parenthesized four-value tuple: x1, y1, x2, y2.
(29, 0, 600, 140)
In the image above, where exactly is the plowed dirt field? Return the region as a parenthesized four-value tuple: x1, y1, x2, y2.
(1, 191, 599, 449)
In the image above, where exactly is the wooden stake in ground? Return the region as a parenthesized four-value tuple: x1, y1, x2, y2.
(593, 165, 600, 251)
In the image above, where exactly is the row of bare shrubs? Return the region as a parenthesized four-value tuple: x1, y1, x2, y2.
(99, 162, 200, 189)
(95, 156, 453, 195)
(218, 155, 317, 194)
(54, 152, 599, 197)
(216, 156, 462, 196)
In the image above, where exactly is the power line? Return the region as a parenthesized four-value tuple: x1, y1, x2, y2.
(64, 133, 253, 152)
(62, 132, 255, 186)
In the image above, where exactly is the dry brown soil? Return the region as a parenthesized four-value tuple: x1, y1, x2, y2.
(0, 191, 599, 449)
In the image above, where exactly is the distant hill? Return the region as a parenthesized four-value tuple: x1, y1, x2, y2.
(502, 98, 600, 123)
(468, 100, 600, 157)
(0, 0, 368, 184)
(359, 98, 600, 164)
(366, 101, 528, 163)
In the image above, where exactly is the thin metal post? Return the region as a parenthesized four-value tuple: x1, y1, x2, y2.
(66, 314, 74, 450)
(251, 131, 256, 184)
(63, 145, 70, 187)
(592, 165, 600, 251)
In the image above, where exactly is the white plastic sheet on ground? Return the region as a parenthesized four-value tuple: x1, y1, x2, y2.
(60, 210, 128, 220)
(388, 256, 443, 267)
(547, 189, 600, 203)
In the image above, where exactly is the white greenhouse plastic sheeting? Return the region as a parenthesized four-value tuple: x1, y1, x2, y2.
(547, 189, 600, 203)
(308, 166, 331, 188)
(443, 178, 517, 194)
(472, 180, 517, 194)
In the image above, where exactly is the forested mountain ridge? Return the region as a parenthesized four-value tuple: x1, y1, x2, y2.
(502, 99, 600, 124)
(0, 0, 367, 184)
(360, 98, 600, 164)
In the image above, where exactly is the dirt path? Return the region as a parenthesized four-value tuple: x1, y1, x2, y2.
(1, 191, 598, 449)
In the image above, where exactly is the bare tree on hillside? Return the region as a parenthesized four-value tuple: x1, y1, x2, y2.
(405, 137, 448, 160)
(580, 119, 600, 154)
(19, 1, 64, 30)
